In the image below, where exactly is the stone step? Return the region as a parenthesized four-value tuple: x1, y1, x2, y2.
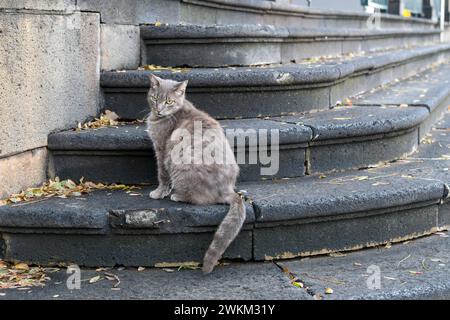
(48, 105, 427, 184)
(3, 232, 450, 299)
(4, 106, 450, 267)
(141, 24, 441, 67)
(101, 43, 450, 120)
(53, 60, 450, 184)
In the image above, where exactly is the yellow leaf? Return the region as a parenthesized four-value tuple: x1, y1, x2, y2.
(14, 263, 29, 270)
(325, 287, 334, 294)
(89, 275, 101, 283)
(154, 21, 162, 27)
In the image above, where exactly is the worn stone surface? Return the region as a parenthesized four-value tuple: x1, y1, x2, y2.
(101, 44, 450, 120)
(77, 0, 181, 24)
(272, 105, 429, 140)
(0, 0, 76, 10)
(0, 187, 255, 232)
(0, 261, 312, 300)
(279, 232, 450, 300)
(242, 172, 444, 223)
(101, 24, 140, 71)
(0, 148, 47, 199)
(355, 61, 450, 111)
(0, 11, 100, 158)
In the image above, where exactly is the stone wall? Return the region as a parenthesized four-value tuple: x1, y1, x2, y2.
(0, 5, 100, 198)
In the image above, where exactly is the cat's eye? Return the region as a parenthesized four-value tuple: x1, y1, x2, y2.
(165, 99, 175, 106)
(149, 95, 158, 102)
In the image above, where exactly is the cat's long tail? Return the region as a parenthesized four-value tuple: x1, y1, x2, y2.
(202, 193, 246, 273)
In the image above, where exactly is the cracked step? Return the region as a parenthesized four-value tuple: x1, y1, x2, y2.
(101, 43, 450, 120)
(140, 24, 441, 67)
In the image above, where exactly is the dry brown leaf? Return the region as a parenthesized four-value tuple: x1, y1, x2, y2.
(1, 178, 139, 205)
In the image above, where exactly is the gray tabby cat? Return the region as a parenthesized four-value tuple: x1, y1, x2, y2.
(146, 74, 246, 273)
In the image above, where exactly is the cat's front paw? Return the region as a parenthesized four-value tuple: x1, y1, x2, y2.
(149, 186, 171, 199)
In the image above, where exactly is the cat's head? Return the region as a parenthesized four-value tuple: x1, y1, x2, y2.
(147, 74, 188, 120)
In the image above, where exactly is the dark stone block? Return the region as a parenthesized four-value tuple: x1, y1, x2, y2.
(439, 201, 450, 230)
(145, 42, 282, 68)
(102, 84, 332, 120)
(2, 231, 253, 267)
(308, 129, 419, 174)
(49, 121, 311, 183)
(254, 204, 438, 261)
(50, 151, 158, 185)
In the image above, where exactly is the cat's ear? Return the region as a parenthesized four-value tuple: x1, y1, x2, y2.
(149, 74, 161, 88)
(174, 80, 188, 96)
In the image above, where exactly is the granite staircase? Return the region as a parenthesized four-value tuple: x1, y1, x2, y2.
(2, 18, 450, 268)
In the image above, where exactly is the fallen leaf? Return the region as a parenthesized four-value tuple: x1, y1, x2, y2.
(140, 64, 190, 73)
(89, 275, 101, 283)
(325, 288, 334, 294)
(14, 263, 29, 271)
(138, 267, 146, 272)
(408, 270, 423, 275)
(155, 262, 200, 269)
(292, 281, 304, 288)
(329, 252, 346, 257)
(1, 178, 139, 205)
